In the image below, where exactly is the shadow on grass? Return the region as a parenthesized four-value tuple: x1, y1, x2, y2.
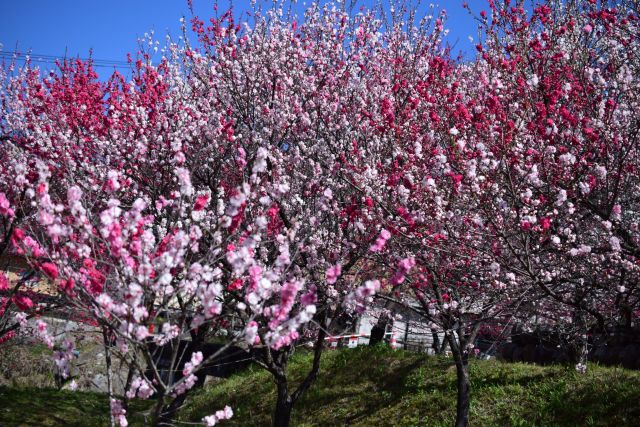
(171, 347, 640, 427)
(0, 386, 109, 426)
(312, 359, 424, 424)
(0, 386, 152, 427)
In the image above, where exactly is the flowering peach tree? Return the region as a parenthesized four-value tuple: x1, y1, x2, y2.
(355, 1, 640, 426)
(0, 2, 418, 425)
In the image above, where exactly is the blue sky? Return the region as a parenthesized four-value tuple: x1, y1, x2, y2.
(0, 0, 479, 77)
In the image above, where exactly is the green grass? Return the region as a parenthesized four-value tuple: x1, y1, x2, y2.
(1, 346, 639, 426)
(179, 345, 640, 427)
(0, 387, 151, 426)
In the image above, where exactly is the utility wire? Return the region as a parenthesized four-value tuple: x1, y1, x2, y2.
(0, 51, 132, 69)
(0, 51, 131, 65)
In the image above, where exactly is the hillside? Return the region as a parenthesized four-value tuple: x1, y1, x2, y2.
(1, 345, 639, 426)
(178, 346, 640, 427)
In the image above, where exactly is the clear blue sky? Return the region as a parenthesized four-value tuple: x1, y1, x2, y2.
(0, 0, 479, 77)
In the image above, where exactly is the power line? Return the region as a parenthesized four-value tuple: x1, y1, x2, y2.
(0, 51, 131, 65)
(0, 51, 133, 70)
(0, 51, 131, 64)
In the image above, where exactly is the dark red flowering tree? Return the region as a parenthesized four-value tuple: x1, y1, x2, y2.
(0, 58, 108, 347)
(465, 0, 640, 363)
(355, 1, 640, 426)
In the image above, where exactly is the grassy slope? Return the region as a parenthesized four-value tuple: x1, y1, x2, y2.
(0, 387, 151, 426)
(1, 346, 638, 426)
(179, 346, 640, 427)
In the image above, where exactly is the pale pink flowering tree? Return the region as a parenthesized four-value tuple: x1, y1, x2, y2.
(0, 3, 408, 426)
(177, 4, 423, 424)
(0, 54, 258, 424)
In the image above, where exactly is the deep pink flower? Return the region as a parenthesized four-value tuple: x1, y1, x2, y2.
(13, 295, 33, 311)
(194, 194, 210, 211)
(540, 217, 551, 231)
(40, 262, 59, 280)
(0, 272, 9, 291)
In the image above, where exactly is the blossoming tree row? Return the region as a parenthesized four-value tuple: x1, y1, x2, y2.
(1, 1, 638, 426)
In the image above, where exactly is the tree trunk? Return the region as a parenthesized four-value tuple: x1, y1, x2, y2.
(431, 328, 441, 354)
(439, 337, 449, 354)
(102, 329, 116, 427)
(273, 379, 293, 427)
(153, 393, 188, 427)
(369, 317, 388, 346)
(446, 332, 471, 427)
(150, 395, 166, 427)
(454, 357, 471, 427)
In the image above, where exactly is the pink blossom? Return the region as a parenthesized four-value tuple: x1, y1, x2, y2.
(0, 193, 14, 217)
(0, 272, 9, 291)
(344, 280, 381, 313)
(370, 229, 391, 252)
(106, 170, 121, 192)
(67, 186, 83, 203)
(301, 285, 317, 306)
(13, 295, 33, 310)
(174, 374, 198, 395)
(110, 399, 128, 427)
(127, 376, 154, 399)
(268, 280, 302, 329)
(183, 351, 204, 375)
(36, 320, 54, 348)
(135, 326, 150, 341)
(194, 194, 210, 211)
(325, 264, 342, 284)
(244, 321, 259, 345)
(96, 294, 114, 311)
(203, 406, 233, 426)
(40, 262, 59, 280)
(390, 257, 416, 286)
(175, 167, 194, 196)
